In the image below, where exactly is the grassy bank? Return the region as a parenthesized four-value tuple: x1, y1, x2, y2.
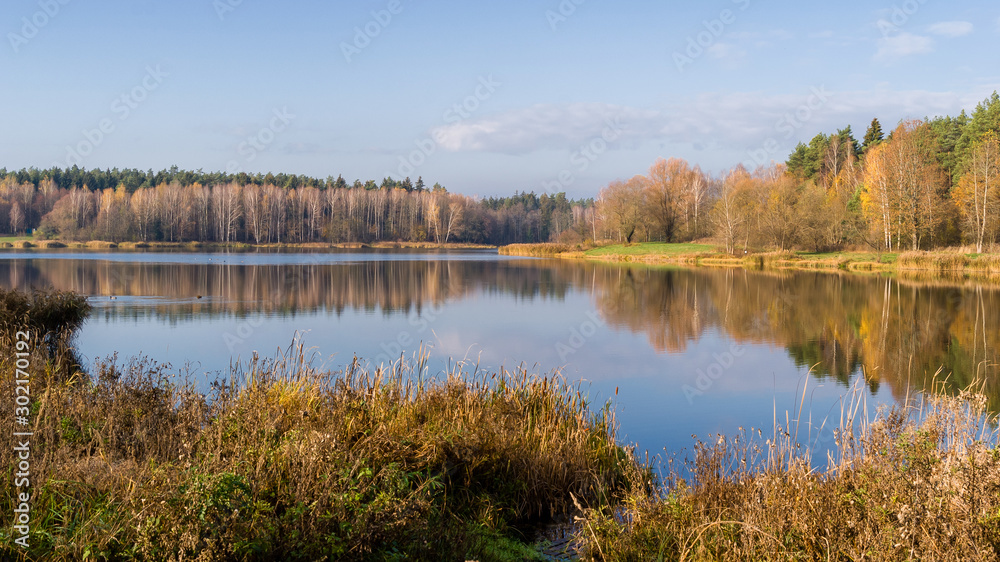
(6, 288, 1000, 560)
(579, 383, 1000, 561)
(0, 289, 639, 560)
(501, 242, 1000, 276)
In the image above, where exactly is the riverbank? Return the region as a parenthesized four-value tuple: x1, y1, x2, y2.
(5, 288, 1000, 560)
(0, 238, 496, 251)
(0, 290, 639, 560)
(579, 384, 1000, 561)
(500, 242, 1000, 276)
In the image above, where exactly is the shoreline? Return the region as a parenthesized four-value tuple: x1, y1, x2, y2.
(0, 239, 497, 251)
(500, 242, 1000, 277)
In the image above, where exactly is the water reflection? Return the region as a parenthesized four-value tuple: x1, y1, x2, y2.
(591, 266, 1000, 408)
(1, 251, 998, 445)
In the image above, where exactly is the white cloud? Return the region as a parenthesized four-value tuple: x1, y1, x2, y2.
(706, 42, 747, 62)
(874, 32, 934, 62)
(928, 21, 974, 37)
(430, 103, 661, 154)
(427, 87, 999, 158)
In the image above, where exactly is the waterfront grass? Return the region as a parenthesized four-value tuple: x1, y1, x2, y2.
(501, 242, 1000, 276)
(6, 288, 1000, 560)
(498, 243, 574, 257)
(0, 290, 641, 560)
(580, 382, 1000, 561)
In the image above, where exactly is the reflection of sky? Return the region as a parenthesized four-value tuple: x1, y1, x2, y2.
(74, 257, 898, 463)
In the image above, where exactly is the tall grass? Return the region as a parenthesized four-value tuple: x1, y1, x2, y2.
(581, 378, 1000, 561)
(499, 243, 573, 256)
(0, 288, 89, 375)
(0, 291, 642, 561)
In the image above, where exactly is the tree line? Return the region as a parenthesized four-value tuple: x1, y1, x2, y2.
(0, 168, 595, 246)
(5, 91, 997, 250)
(597, 92, 1000, 252)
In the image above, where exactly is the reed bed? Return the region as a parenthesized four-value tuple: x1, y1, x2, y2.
(499, 243, 573, 256)
(580, 378, 1000, 561)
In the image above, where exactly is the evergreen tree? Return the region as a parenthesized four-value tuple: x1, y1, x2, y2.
(955, 92, 1000, 175)
(785, 142, 810, 177)
(861, 118, 884, 155)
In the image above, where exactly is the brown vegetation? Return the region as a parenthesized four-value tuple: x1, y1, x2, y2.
(581, 384, 1000, 561)
(0, 289, 641, 559)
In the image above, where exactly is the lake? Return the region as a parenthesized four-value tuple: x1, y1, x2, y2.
(2, 248, 997, 462)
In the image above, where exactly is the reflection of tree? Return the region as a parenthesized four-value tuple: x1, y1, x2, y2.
(0, 255, 583, 319)
(5, 253, 1000, 410)
(591, 266, 1000, 409)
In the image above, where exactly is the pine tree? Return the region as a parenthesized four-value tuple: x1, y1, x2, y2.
(861, 118, 884, 155)
(956, 92, 1000, 175)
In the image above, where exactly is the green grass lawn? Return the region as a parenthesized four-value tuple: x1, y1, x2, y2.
(0, 235, 32, 244)
(795, 250, 900, 264)
(584, 242, 716, 256)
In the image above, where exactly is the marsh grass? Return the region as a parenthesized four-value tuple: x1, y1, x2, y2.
(0, 305, 642, 561)
(499, 243, 574, 256)
(581, 376, 1000, 561)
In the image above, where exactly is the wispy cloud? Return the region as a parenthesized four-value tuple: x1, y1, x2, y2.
(928, 21, 974, 37)
(874, 32, 933, 62)
(428, 88, 996, 156)
(431, 103, 660, 154)
(706, 42, 747, 63)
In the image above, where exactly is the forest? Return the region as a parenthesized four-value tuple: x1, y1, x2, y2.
(1, 91, 997, 250)
(0, 168, 594, 246)
(598, 92, 1000, 252)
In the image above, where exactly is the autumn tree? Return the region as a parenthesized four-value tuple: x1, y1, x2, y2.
(953, 131, 1000, 252)
(860, 121, 946, 251)
(711, 166, 755, 253)
(598, 176, 646, 243)
(645, 158, 691, 242)
(130, 187, 157, 241)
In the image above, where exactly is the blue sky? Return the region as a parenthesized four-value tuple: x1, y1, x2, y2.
(2, 0, 998, 199)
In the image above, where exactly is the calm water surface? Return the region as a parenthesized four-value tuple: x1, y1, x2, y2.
(2, 248, 997, 460)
